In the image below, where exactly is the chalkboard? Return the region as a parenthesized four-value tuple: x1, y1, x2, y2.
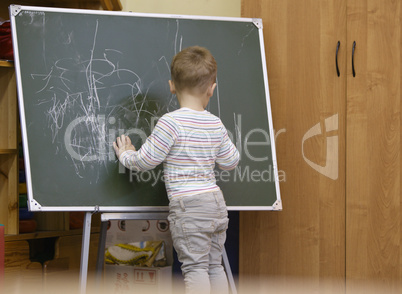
(10, 5, 281, 211)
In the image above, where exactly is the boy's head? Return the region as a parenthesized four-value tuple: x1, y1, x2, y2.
(170, 46, 217, 95)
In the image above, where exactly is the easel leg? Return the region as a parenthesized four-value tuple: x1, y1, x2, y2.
(79, 212, 92, 294)
(95, 220, 108, 286)
(223, 246, 237, 294)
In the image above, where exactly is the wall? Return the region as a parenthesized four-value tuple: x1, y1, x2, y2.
(121, 0, 240, 17)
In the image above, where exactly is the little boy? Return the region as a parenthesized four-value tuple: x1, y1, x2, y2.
(113, 46, 240, 294)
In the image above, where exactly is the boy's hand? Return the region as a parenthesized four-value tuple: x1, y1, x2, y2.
(113, 135, 136, 158)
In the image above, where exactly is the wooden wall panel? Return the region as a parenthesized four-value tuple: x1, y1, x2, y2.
(240, 0, 346, 292)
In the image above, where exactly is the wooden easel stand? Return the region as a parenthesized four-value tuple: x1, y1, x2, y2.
(79, 212, 237, 294)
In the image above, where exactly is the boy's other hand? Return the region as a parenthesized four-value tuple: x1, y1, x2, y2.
(113, 135, 136, 158)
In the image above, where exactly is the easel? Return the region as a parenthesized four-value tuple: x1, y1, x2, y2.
(79, 211, 237, 294)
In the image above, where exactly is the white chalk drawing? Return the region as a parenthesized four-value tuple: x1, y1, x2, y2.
(28, 16, 259, 182)
(29, 18, 231, 181)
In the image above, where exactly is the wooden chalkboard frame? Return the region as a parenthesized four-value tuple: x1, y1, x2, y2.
(10, 5, 282, 212)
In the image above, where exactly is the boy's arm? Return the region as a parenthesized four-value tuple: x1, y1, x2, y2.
(114, 115, 179, 171)
(216, 125, 240, 170)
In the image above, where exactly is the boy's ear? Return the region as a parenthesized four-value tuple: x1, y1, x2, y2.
(169, 80, 176, 94)
(207, 83, 217, 97)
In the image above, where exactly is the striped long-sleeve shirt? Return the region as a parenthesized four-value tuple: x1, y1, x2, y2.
(119, 107, 240, 199)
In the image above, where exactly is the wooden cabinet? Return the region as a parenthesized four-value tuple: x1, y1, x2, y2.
(240, 0, 401, 292)
(0, 61, 18, 235)
(346, 0, 401, 292)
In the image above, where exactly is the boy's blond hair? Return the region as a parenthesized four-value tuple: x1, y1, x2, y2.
(170, 46, 217, 94)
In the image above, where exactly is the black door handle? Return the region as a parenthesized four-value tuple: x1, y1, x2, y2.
(336, 41, 340, 77)
(352, 41, 356, 77)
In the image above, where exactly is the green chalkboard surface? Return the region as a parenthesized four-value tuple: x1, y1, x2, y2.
(10, 5, 281, 211)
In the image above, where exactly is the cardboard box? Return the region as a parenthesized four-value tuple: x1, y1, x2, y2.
(104, 264, 172, 294)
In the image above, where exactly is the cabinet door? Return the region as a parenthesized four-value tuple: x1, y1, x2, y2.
(240, 0, 346, 292)
(346, 0, 402, 292)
